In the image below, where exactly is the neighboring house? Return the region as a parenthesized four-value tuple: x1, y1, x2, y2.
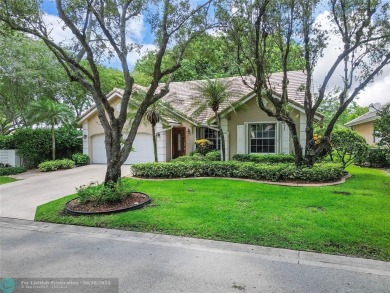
(79, 71, 323, 163)
(345, 102, 389, 145)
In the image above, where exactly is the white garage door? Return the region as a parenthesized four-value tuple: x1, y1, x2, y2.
(92, 133, 155, 164)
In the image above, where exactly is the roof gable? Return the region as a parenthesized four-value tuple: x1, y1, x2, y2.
(79, 70, 319, 125)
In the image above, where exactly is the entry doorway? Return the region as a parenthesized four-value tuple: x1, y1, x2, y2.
(172, 127, 186, 159)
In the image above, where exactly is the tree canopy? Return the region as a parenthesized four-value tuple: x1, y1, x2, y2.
(133, 33, 305, 84)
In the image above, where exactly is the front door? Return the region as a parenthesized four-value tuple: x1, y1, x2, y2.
(172, 127, 186, 159)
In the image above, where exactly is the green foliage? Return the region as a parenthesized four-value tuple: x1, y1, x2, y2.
(318, 97, 369, 128)
(0, 166, 26, 176)
(171, 151, 221, 163)
(71, 153, 90, 166)
(330, 128, 369, 168)
(232, 154, 295, 164)
(0, 135, 16, 149)
(205, 150, 221, 161)
(14, 128, 82, 167)
(374, 104, 390, 148)
(77, 181, 128, 205)
(38, 159, 76, 172)
(356, 146, 390, 168)
(133, 34, 304, 83)
(131, 161, 345, 182)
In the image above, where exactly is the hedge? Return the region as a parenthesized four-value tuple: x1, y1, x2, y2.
(356, 146, 389, 168)
(12, 128, 82, 167)
(232, 154, 295, 164)
(131, 161, 345, 182)
(0, 167, 27, 176)
(38, 159, 76, 172)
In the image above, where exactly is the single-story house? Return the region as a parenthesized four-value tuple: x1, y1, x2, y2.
(79, 70, 323, 163)
(345, 102, 389, 145)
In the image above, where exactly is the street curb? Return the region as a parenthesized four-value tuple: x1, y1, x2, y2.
(1, 217, 389, 276)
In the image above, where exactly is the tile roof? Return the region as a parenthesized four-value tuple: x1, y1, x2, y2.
(162, 70, 308, 125)
(79, 70, 310, 125)
(345, 102, 390, 127)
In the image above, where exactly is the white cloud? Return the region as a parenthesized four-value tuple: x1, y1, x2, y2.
(40, 13, 153, 70)
(313, 11, 390, 107)
(42, 13, 73, 44)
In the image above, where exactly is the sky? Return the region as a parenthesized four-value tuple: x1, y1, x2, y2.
(40, 1, 390, 107)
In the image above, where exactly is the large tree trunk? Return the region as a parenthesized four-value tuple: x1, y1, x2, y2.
(51, 125, 55, 160)
(103, 130, 122, 185)
(287, 122, 303, 166)
(216, 113, 226, 161)
(152, 124, 158, 162)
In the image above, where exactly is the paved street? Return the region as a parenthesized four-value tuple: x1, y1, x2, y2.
(0, 164, 130, 220)
(1, 217, 389, 293)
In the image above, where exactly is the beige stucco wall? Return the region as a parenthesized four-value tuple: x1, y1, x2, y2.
(227, 97, 302, 159)
(352, 121, 375, 145)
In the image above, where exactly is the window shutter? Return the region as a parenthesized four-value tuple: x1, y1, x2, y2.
(281, 122, 290, 154)
(237, 125, 245, 154)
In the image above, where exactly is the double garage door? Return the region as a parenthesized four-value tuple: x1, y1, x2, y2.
(92, 133, 154, 164)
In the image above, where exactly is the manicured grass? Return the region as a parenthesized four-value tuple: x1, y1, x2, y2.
(0, 176, 17, 185)
(35, 165, 390, 261)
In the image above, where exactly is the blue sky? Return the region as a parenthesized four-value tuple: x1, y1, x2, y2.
(40, 0, 390, 106)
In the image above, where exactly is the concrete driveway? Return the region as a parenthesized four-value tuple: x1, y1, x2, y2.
(0, 164, 131, 220)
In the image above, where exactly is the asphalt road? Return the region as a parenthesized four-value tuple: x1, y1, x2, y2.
(0, 164, 131, 220)
(1, 218, 389, 293)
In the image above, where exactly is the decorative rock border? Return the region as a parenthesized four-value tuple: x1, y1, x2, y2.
(65, 192, 151, 216)
(128, 174, 352, 187)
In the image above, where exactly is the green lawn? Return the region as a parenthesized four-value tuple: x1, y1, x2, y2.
(0, 176, 17, 185)
(35, 165, 390, 261)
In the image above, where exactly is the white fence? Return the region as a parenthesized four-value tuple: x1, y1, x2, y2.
(0, 150, 21, 167)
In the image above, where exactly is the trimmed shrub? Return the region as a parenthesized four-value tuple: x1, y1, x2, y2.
(171, 155, 207, 163)
(331, 128, 369, 168)
(38, 159, 76, 172)
(131, 161, 345, 182)
(205, 150, 221, 161)
(194, 139, 213, 155)
(356, 146, 389, 168)
(0, 135, 16, 150)
(71, 153, 90, 166)
(0, 167, 27, 176)
(232, 154, 295, 164)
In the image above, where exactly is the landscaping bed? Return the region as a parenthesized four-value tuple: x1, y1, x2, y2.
(35, 166, 390, 261)
(65, 192, 150, 215)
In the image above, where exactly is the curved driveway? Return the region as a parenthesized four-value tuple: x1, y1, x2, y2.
(0, 164, 131, 220)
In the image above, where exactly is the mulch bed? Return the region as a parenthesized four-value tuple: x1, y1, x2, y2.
(65, 192, 150, 215)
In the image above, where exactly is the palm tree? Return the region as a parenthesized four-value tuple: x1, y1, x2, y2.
(191, 79, 232, 161)
(128, 91, 183, 162)
(27, 99, 74, 160)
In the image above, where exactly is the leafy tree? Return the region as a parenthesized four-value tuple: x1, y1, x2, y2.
(218, 0, 390, 166)
(330, 128, 369, 168)
(191, 79, 233, 161)
(0, 0, 215, 185)
(318, 95, 368, 127)
(133, 33, 304, 84)
(27, 99, 75, 160)
(374, 104, 390, 148)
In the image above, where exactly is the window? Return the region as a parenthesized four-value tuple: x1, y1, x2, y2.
(248, 123, 276, 153)
(197, 127, 220, 149)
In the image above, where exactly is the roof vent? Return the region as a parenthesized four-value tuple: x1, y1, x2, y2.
(369, 103, 381, 112)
